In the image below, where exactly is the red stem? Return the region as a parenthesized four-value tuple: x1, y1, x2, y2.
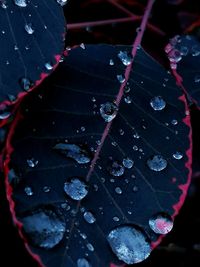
(86, 0, 156, 182)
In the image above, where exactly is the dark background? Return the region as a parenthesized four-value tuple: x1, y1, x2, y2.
(1, 0, 200, 266)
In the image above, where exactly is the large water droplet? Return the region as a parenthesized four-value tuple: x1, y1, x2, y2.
(118, 51, 132, 66)
(83, 211, 96, 224)
(100, 102, 118, 122)
(21, 208, 66, 249)
(149, 213, 173, 234)
(107, 225, 151, 264)
(77, 258, 91, 267)
(54, 143, 91, 164)
(64, 178, 88, 200)
(25, 23, 34, 34)
(147, 155, 167, 172)
(14, 0, 27, 7)
(150, 96, 166, 111)
(123, 158, 134, 169)
(109, 161, 125, 177)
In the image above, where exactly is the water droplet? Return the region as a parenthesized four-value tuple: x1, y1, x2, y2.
(0, 0, 8, 9)
(113, 216, 120, 222)
(0, 104, 11, 120)
(100, 102, 118, 122)
(45, 62, 53, 70)
(27, 158, 38, 168)
(107, 225, 151, 264)
(147, 155, 167, 172)
(117, 74, 125, 84)
(86, 243, 94, 252)
(118, 51, 132, 66)
(124, 95, 132, 104)
(173, 151, 183, 160)
(150, 96, 166, 111)
(115, 187, 122, 194)
(168, 49, 182, 63)
(149, 213, 173, 234)
(194, 75, 200, 83)
(83, 211, 96, 224)
(20, 77, 32, 91)
(25, 23, 34, 34)
(109, 161, 124, 177)
(123, 158, 134, 169)
(43, 186, 51, 193)
(14, 0, 27, 7)
(54, 143, 91, 164)
(77, 258, 91, 267)
(57, 0, 68, 6)
(180, 46, 188, 56)
(171, 119, 178, 125)
(21, 208, 66, 249)
(109, 59, 114, 66)
(24, 186, 33, 196)
(191, 45, 200, 57)
(64, 178, 88, 201)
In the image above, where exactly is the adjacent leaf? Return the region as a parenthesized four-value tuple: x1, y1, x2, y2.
(5, 45, 192, 267)
(0, 0, 66, 124)
(165, 35, 200, 107)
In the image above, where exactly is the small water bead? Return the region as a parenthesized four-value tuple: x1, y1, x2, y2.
(117, 74, 125, 84)
(83, 211, 96, 224)
(25, 23, 34, 34)
(194, 75, 200, 83)
(54, 143, 91, 164)
(133, 186, 138, 192)
(14, 0, 27, 7)
(0, 105, 11, 120)
(109, 59, 114, 65)
(149, 213, 173, 234)
(118, 51, 132, 66)
(27, 158, 38, 168)
(123, 158, 134, 169)
(171, 119, 178, 125)
(115, 187, 122, 194)
(24, 186, 33, 196)
(147, 155, 167, 172)
(113, 216, 120, 222)
(109, 161, 124, 177)
(168, 49, 182, 63)
(180, 46, 188, 56)
(21, 208, 66, 249)
(124, 95, 132, 104)
(56, 0, 68, 6)
(20, 77, 32, 91)
(173, 151, 183, 160)
(77, 258, 91, 267)
(0, 0, 8, 8)
(100, 102, 118, 122)
(45, 62, 53, 70)
(133, 145, 138, 151)
(86, 243, 94, 252)
(43, 186, 51, 193)
(107, 225, 151, 264)
(64, 178, 88, 201)
(150, 96, 166, 111)
(191, 45, 200, 57)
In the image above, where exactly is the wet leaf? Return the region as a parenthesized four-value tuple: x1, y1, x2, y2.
(5, 45, 191, 266)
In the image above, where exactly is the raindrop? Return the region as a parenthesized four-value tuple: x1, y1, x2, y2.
(123, 158, 134, 169)
(0, 0, 8, 8)
(27, 158, 38, 168)
(54, 143, 91, 164)
(109, 161, 124, 177)
(149, 213, 173, 234)
(56, 0, 68, 6)
(83, 211, 96, 224)
(194, 75, 200, 83)
(117, 74, 125, 84)
(168, 49, 182, 63)
(86, 243, 94, 252)
(191, 45, 200, 57)
(100, 102, 118, 122)
(124, 96, 132, 104)
(109, 59, 114, 66)
(45, 62, 53, 70)
(77, 258, 91, 267)
(21, 208, 66, 249)
(25, 23, 34, 34)
(64, 178, 88, 201)
(147, 155, 167, 172)
(173, 151, 183, 160)
(20, 77, 32, 91)
(24, 186, 33, 196)
(118, 51, 132, 66)
(171, 119, 178, 125)
(43, 186, 51, 193)
(113, 216, 120, 222)
(0, 105, 11, 120)
(150, 96, 166, 111)
(115, 187, 122, 194)
(107, 225, 151, 264)
(14, 0, 27, 7)
(180, 46, 188, 56)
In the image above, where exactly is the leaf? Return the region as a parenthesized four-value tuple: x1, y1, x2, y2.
(0, 0, 66, 125)
(4, 45, 192, 267)
(165, 35, 200, 108)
